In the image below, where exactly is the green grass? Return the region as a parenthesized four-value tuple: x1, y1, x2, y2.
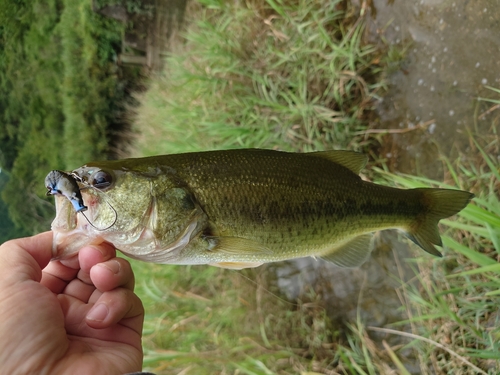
(367, 140, 500, 374)
(130, 261, 344, 374)
(131, 0, 386, 156)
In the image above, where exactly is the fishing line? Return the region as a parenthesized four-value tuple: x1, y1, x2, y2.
(235, 270, 299, 308)
(79, 207, 117, 231)
(78, 185, 118, 231)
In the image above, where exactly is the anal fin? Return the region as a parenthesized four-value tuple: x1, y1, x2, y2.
(204, 236, 271, 269)
(319, 234, 373, 268)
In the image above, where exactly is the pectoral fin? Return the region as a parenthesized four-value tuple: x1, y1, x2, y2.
(206, 236, 272, 256)
(205, 237, 269, 269)
(319, 234, 373, 268)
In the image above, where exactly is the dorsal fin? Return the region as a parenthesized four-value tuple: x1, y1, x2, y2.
(309, 150, 367, 174)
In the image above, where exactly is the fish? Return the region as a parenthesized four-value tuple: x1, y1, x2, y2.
(48, 149, 474, 269)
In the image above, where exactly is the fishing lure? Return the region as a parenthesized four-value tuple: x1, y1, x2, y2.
(45, 170, 88, 212)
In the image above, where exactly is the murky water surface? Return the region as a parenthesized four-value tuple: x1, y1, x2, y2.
(272, 1, 499, 372)
(369, 0, 500, 175)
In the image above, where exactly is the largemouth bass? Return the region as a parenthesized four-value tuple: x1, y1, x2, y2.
(48, 149, 473, 269)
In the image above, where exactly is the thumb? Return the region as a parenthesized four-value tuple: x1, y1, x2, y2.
(0, 232, 54, 284)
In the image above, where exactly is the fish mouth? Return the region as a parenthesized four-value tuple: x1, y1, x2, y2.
(50, 194, 103, 259)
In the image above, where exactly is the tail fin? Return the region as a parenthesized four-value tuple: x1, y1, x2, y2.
(407, 188, 474, 256)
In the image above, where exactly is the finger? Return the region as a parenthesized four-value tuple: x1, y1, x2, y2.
(59, 290, 144, 351)
(59, 254, 133, 303)
(41, 259, 80, 294)
(62, 278, 97, 303)
(79, 243, 117, 273)
(41, 250, 81, 294)
(76, 243, 116, 284)
(41, 243, 116, 296)
(9, 231, 54, 270)
(90, 258, 135, 294)
(86, 288, 144, 334)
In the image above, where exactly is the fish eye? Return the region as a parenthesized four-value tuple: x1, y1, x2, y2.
(90, 170, 113, 189)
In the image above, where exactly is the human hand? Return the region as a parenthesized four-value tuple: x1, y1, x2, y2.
(0, 232, 144, 375)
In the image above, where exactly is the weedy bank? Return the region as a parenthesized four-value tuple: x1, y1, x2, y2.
(367, 138, 499, 375)
(131, 0, 389, 157)
(129, 0, 499, 374)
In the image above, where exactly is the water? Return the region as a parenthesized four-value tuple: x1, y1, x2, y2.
(368, 0, 500, 176)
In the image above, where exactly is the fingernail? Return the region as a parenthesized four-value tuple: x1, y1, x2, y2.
(99, 260, 121, 274)
(88, 245, 104, 255)
(87, 303, 109, 322)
